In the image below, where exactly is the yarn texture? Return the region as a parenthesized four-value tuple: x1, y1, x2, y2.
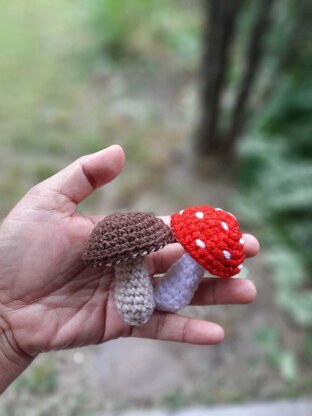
(82, 211, 174, 268)
(82, 211, 174, 326)
(82, 205, 246, 326)
(155, 253, 205, 312)
(114, 258, 155, 326)
(171, 206, 245, 278)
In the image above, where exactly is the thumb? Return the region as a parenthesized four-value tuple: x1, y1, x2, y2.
(29, 145, 125, 209)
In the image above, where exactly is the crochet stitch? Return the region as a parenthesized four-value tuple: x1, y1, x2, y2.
(115, 258, 155, 326)
(82, 211, 174, 326)
(155, 253, 205, 312)
(82, 206, 246, 325)
(154, 205, 245, 312)
(82, 212, 174, 268)
(171, 206, 245, 278)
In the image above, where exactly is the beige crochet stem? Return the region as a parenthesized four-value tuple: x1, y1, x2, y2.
(114, 257, 155, 326)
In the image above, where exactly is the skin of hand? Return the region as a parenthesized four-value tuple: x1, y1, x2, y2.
(0, 145, 259, 393)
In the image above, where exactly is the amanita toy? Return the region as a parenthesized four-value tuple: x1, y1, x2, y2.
(154, 205, 245, 312)
(82, 212, 174, 326)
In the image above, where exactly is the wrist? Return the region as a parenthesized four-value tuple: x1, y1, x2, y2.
(0, 328, 34, 394)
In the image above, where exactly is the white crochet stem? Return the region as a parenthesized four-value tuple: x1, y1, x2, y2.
(114, 258, 155, 326)
(155, 253, 205, 312)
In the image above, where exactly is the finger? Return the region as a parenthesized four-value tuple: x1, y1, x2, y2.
(130, 311, 224, 345)
(190, 278, 257, 305)
(147, 243, 184, 275)
(242, 234, 260, 257)
(32, 145, 125, 207)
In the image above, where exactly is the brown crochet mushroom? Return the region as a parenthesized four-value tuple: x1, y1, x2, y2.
(82, 212, 174, 326)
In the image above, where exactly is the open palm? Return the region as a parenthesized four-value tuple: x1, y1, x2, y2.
(0, 145, 259, 366)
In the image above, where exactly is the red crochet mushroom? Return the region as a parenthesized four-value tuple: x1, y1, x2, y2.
(155, 205, 246, 312)
(171, 205, 245, 278)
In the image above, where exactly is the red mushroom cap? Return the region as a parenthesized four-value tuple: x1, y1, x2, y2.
(171, 206, 245, 278)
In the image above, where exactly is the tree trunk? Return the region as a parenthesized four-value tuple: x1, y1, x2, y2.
(225, 0, 276, 154)
(194, 0, 276, 167)
(195, 0, 242, 158)
(262, 0, 310, 101)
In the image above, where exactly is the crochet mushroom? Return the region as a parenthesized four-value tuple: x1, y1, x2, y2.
(82, 212, 174, 326)
(155, 205, 245, 312)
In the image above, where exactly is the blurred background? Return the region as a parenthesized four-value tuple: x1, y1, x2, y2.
(0, 0, 311, 415)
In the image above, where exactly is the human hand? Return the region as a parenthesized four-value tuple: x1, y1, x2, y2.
(0, 145, 259, 392)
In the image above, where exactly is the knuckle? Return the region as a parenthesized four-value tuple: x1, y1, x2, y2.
(155, 313, 167, 340)
(181, 319, 191, 343)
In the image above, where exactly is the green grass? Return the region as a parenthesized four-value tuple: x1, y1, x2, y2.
(89, 0, 200, 63)
(0, 1, 86, 211)
(15, 359, 58, 394)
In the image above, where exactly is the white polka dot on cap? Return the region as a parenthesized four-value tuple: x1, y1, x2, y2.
(222, 221, 229, 231)
(196, 239, 206, 249)
(223, 250, 231, 259)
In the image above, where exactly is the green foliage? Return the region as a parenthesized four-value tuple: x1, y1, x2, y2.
(161, 390, 186, 410)
(267, 247, 312, 326)
(255, 327, 298, 381)
(88, 0, 200, 62)
(237, 45, 312, 325)
(260, 80, 312, 159)
(0, 0, 82, 124)
(237, 131, 312, 325)
(235, 0, 312, 330)
(15, 359, 58, 393)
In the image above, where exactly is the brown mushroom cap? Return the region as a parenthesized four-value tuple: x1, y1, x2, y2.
(82, 212, 175, 268)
